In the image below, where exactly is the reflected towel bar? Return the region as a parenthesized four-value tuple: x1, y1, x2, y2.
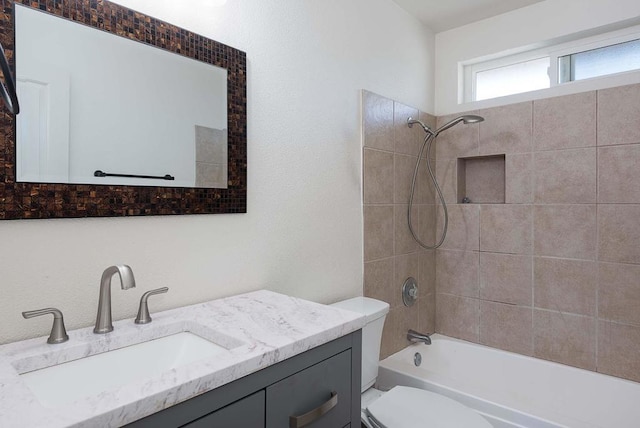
(94, 170, 175, 181)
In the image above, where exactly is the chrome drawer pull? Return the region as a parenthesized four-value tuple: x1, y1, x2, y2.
(289, 391, 338, 428)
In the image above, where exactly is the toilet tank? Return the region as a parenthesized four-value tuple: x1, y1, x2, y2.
(330, 297, 389, 392)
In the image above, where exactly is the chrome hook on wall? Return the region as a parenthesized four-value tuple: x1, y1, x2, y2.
(0, 42, 19, 115)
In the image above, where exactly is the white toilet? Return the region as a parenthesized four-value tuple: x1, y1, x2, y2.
(331, 297, 491, 428)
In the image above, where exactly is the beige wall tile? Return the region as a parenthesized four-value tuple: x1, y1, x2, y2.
(436, 293, 479, 342)
(438, 204, 480, 251)
(423, 86, 640, 381)
(461, 156, 505, 204)
(381, 304, 421, 359)
(364, 149, 394, 204)
(597, 83, 640, 146)
(505, 153, 533, 204)
(419, 250, 436, 296)
(395, 155, 435, 205)
(598, 205, 640, 264)
(533, 91, 596, 151)
(419, 294, 436, 334)
(533, 309, 596, 370)
(599, 262, 640, 326)
(598, 320, 640, 383)
(478, 102, 532, 155)
(394, 154, 416, 204)
(435, 158, 458, 204)
(480, 301, 533, 355)
(415, 157, 437, 204)
(436, 250, 479, 298)
(364, 258, 396, 308)
(394, 102, 422, 156)
(534, 205, 596, 260)
(436, 113, 479, 159)
(417, 204, 436, 249)
(364, 205, 394, 261)
(480, 204, 532, 254)
(534, 257, 597, 316)
(363, 90, 394, 151)
(480, 252, 532, 305)
(598, 144, 640, 203)
(394, 204, 418, 255)
(399, 303, 421, 348)
(534, 148, 596, 204)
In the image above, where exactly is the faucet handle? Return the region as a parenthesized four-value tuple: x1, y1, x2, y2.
(22, 308, 69, 344)
(135, 287, 169, 324)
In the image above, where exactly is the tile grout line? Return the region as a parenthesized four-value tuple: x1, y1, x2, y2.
(595, 89, 600, 371)
(531, 102, 536, 356)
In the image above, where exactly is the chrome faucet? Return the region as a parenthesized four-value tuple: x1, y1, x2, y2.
(407, 329, 432, 345)
(94, 265, 136, 334)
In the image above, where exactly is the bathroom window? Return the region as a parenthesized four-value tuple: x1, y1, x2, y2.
(472, 56, 550, 101)
(464, 25, 640, 102)
(558, 38, 640, 83)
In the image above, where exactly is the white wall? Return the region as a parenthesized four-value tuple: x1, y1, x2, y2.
(0, 0, 434, 344)
(435, 0, 640, 115)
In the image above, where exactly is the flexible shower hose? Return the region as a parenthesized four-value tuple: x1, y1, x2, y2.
(407, 133, 448, 249)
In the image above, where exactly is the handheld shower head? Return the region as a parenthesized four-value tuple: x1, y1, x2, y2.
(435, 114, 484, 136)
(407, 115, 484, 137)
(461, 115, 484, 124)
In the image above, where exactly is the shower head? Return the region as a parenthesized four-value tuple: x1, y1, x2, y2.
(407, 115, 484, 137)
(461, 115, 484, 124)
(435, 114, 484, 136)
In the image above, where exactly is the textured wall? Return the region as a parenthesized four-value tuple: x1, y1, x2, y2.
(0, 0, 435, 344)
(361, 90, 436, 359)
(434, 83, 640, 383)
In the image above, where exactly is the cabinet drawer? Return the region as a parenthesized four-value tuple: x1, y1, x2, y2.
(266, 350, 352, 428)
(184, 390, 265, 428)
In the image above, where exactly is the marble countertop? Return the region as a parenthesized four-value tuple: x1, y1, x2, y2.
(0, 290, 365, 427)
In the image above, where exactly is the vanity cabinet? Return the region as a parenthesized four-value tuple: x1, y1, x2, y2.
(126, 331, 361, 428)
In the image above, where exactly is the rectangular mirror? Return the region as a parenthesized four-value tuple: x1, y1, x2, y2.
(0, 0, 246, 219)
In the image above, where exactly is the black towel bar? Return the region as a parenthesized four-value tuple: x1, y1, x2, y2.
(94, 170, 175, 181)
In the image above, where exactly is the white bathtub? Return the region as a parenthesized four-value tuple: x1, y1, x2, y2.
(376, 334, 640, 428)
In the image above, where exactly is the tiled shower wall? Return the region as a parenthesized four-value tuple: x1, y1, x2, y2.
(362, 91, 437, 359)
(434, 83, 640, 383)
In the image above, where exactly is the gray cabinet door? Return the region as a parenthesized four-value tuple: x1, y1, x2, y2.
(184, 390, 265, 428)
(266, 350, 352, 428)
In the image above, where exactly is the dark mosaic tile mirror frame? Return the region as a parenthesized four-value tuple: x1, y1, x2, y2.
(0, 0, 247, 219)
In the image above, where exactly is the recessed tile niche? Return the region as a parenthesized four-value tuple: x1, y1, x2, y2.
(457, 155, 506, 204)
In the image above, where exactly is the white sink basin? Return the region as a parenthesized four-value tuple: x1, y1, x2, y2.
(20, 332, 229, 407)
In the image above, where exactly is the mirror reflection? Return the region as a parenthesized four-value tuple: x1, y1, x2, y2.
(15, 4, 228, 189)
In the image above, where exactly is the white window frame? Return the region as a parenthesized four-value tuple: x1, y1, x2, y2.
(462, 24, 640, 103)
